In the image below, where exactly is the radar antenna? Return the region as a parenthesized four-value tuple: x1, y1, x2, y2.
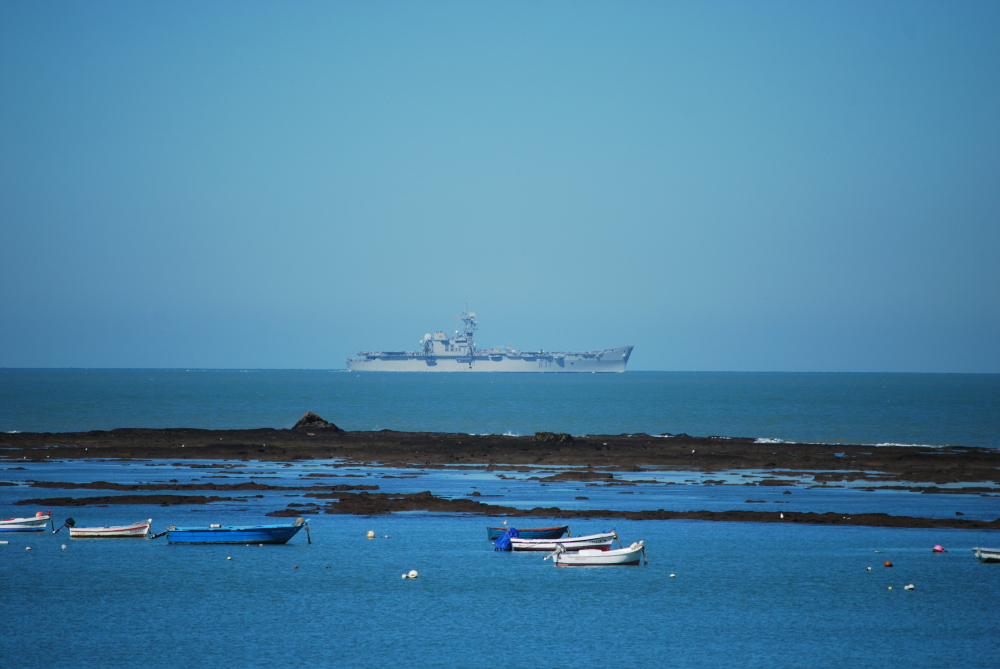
(459, 304, 477, 337)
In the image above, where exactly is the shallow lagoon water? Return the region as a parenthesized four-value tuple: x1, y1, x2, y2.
(4, 458, 999, 521)
(3, 459, 999, 669)
(4, 506, 999, 669)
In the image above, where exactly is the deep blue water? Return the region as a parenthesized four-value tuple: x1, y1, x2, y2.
(2, 369, 999, 447)
(3, 484, 999, 669)
(3, 371, 999, 667)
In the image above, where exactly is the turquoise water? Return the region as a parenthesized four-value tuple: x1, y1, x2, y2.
(2, 369, 999, 447)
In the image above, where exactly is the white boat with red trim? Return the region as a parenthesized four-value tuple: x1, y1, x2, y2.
(510, 531, 616, 552)
(546, 541, 647, 566)
(66, 519, 152, 538)
(0, 512, 51, 532)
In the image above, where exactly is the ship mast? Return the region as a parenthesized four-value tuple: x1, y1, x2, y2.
(458, 305, 477, 361)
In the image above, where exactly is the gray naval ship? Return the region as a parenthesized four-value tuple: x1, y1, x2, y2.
(347, 308, 633, 373)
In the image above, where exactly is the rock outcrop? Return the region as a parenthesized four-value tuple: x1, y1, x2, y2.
(292, 411, 342, 432)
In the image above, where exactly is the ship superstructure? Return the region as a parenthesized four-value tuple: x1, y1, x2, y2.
(346, 308, 633, 373)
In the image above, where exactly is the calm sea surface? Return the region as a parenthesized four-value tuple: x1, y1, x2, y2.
(3, 370, 999, 667)
(2, 459, 999, 669)
(2, 369, 999, 447)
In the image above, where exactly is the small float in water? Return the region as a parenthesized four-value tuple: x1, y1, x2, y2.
(53, 518, 152, 538)
(973, 547, 1000, 563)
(153, 518, 311, 545)
(545, 541, 647, 566)
(486, 525, 569, 540)
(0, 512, 50, 532)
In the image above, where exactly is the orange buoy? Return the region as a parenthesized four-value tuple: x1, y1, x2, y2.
(884, 561, 893, 568)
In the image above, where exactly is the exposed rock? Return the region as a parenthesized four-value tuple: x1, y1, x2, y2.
(312, 491, 1000, 530)
(292, 411, 342, 432)
(532, 431, 575, 444)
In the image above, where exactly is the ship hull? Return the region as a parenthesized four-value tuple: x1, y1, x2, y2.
(347, 346, 632, 373)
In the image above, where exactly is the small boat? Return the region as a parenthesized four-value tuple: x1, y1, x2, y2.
(0, 512, 50, 532)
(546, 541, 647, 566)
(486, 525, 569, 541)
(509, 531, 617, 552)
(64, 518, 152, 538)
(973, 547, 1000, 563)
(157, 518, 310, 545)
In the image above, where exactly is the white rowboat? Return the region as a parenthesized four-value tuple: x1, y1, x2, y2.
(510, 531, 617, 552)
(973, 547, 1000, 563)
(0, 513, 50, 532)
(69, 520, 152, 538)
(547, 541, 647, 566)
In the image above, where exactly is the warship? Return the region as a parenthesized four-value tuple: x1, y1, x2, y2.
(346, 308, 633, 373)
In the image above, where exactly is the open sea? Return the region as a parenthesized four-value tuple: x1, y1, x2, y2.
(3, 370, 999, 667)
(2, 369, 999, 447)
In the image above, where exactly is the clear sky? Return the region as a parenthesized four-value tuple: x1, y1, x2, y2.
(1, 1, 997, 372)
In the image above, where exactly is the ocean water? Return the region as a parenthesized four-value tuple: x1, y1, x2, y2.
(4, 370, 999, 668)
(3, 479, 999, 669)
(2, 369, 999, 447)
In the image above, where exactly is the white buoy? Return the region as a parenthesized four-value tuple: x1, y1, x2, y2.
(367, 530, 375, 539)
(867, 567, 872, 571)
(408, 570, 419, 579)
(669, 573, 676, 578)
(401, 573, 408, 579)
(227, 556, 232, 560)
(904, 584, 915, 590)
(25, 546, 32, 551)
(61, 544, 67, 550)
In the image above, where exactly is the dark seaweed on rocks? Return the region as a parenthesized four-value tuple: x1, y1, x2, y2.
(28, 481, 378, 492)
(3, 423, 999, 486)
(532, 432, 575, 444)
(313, 491, 1000, 530)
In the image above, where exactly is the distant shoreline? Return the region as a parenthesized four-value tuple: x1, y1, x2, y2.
(3, 426, 998, 486)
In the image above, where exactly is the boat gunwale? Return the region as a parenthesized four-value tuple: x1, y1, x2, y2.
(168, 524, 305, 532)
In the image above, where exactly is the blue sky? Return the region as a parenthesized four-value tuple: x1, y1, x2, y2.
(1, 2, 997, 371)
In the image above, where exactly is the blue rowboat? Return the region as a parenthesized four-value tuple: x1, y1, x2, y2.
(486, 525, 569, 541)
(163, 520, 309, 545)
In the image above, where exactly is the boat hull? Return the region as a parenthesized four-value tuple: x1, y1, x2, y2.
(166, 523, 306, 545)
(973, 547, 1000, 563)
(70, 523, 150, 538)
(486, 526, 569, 541)
(554, 545, 645, 566)
(0, 515, 50, 532)
(348, 346, 633, 373)
(511, 532, 616, 552)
